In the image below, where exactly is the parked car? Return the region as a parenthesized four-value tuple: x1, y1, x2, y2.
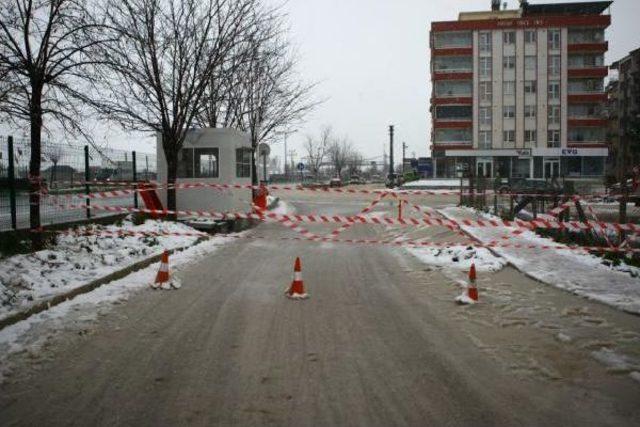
(349, 175, 364, 185)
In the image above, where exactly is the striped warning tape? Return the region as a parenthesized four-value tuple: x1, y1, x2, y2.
(36, 180, 624, 201)
(51, 228, 640, 254)
(55, 202, 640, 233)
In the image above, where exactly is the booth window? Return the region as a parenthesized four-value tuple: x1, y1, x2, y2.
(177, 147, 218, 178)
(236, 148, 252, 178)
(195, 148, 219, 178)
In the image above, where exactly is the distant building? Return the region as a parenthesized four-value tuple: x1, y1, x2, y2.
(430, 0, 611, 182)
(608, 47, 640, 180)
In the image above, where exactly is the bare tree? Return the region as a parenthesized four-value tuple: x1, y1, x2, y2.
(304, 125, 331, 179)
(346, 150, 364, 178)
(43, 143, 64, 186)
(328, 136, 352, 178)
(93, 0, 254, 212)
(220, 8, 319, 185)
(0, 0, 107, 237)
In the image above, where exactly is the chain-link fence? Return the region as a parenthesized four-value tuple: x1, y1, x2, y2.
(0, 136, 156, 232)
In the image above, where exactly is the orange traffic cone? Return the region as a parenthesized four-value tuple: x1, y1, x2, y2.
(286, 257, 308, 299)
(455, 263, 478, 305)
(467, 263, 478, 302)
(152, 250, 180, 290)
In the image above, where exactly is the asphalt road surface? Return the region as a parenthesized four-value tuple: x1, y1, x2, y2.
(1, 189, 639, 426)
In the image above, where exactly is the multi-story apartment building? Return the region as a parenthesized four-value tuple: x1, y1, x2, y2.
(430, 0, 611, 181)
(607, 47, 640, 181)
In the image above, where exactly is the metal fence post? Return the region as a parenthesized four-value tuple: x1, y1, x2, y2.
(132, 150, 138, 208)
(7, 136, 17, 229)
(84, 145, 91, 219)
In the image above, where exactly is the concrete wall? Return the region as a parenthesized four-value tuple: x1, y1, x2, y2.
(156, 128, 253, 214)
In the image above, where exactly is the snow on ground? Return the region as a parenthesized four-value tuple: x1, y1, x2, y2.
(0, 235, 234, 382)
(406, 246, 506, 273)
(269, 199, 295, 215)
(0, 218, 207, 321)
(439, 206, 640, 315)
(401, 179, 467, 189)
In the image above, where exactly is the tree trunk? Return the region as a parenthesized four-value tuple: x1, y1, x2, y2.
(166, 153, 178, 221)
(29, 87, 43, 249)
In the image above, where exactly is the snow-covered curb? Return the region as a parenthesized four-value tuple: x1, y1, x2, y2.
(406, 246, 506, 273)
(0, 235, 234, 382)
(438, 206, 640, 315)
(0, 219, 206, 322)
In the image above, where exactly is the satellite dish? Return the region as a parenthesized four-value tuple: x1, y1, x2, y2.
(258, 143, 270, 157)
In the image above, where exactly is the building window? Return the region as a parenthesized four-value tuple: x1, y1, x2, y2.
(548, 29, 561, 50)
(548, 82, 560, 100)
(503, 81, 515, 96)
(503, 55, 515, 69)
(433, 56, 472, 72)
(525, 30, 537, 44)
(525, 130, 537, 144)
(583, 157, 604, 176)
(504, 130, 515, 144)
(480, 57, 492, 78)
(433, 31, 472, 48)
(548, 130, 561, 148)
(525, 55, 537, 70)
(524, 105, 536, 118)
(479, 131, 492, 149)
(548, 55, 561, 76)
(479, 32, 492, 53)
(236, 148, 252, 178)
(524, 80, 537, 94)
(436, 105, 472, 120)
(434, 81, 472, 97)
(479, 107, 492, 126)
(479, 82, 492, 102)
(177, 147, 220, 179)
(548, 105, 560, 124)
(503, 31, 515, 45)
(503, 105, 515, 119)
(435, 128, 472, 142)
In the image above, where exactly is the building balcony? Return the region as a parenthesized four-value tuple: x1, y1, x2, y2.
(432, 47, 473, 57)
(431, 96, 472, 105)
(568, 67, 608, 78)
(568, 41, 608, 53)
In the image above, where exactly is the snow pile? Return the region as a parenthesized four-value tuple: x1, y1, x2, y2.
(406, 245, 506, 273)
(269, 199, 294, 215)
(439, 206, 640, 314)
(0, 218, 206, 321)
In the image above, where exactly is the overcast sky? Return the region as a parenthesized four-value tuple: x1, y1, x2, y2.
(3, 0, 640, 165)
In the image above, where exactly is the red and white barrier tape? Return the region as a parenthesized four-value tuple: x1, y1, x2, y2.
(56, 202, 640, 233)
(53, 228, 640, 254)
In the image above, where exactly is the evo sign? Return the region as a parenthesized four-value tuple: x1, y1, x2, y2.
(561, 148, 579, 156)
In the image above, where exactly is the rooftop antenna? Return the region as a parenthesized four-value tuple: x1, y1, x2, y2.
(502, 2, 508, 11)
(491, 0, 500, 11)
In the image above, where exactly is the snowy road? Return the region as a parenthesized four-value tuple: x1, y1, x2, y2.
(0, 189, 639, 426)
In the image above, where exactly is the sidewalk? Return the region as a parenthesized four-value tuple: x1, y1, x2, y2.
(439, 206, 640, 315)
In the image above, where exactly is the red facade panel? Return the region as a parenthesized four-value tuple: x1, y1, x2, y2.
(568, 67, 608, 78)
(432, 72, 473, 81)
(567, 42, 608, 53)
(568, 118, 608, 127)
(434, 120, 472, 129)
(568, 93, 608, 103)
(432, 97, 473, 105)
(431, 143, 473, 151)
(431, 14, 610, 32)
(432, 47, 473, 56)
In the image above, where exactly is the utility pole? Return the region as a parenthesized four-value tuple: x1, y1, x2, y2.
(388, 125, 394, 180)
(402, 142, 407, 175)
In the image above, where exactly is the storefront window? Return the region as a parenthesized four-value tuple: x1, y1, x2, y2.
(512, 158, 531, 179)
(495, 157, 510, 178)
(534, 157, 543, 179)
(563, 157, 582, 177)
(583, 157, 604, 176)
